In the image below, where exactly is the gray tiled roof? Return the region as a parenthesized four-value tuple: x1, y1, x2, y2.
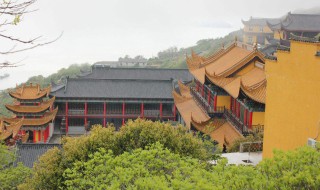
(79, 67, 192, 81)
(282, 13, 320, 31)
(268, 13, 320, 31)
(51, 78, 175, 99)
(15, 143, 61, 168)
(242, 17, 281, 26)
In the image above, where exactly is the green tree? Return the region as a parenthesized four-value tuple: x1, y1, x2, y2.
(62, 145, 320, 190)
(0, 143, 32, 189)
(21, 119, 218, 189)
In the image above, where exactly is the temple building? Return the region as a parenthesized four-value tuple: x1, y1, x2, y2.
(50, 67, 192, 135)
(267, 12, 320, 46)
(0, 118, 23, 145)
(2, 84, 57, 143)
(242, 17, 280, 45)
(173, 40, 266, 150)
(263, 35, 320, 158)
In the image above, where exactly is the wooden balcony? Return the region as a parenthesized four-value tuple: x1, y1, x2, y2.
(190, 87, 214, 114)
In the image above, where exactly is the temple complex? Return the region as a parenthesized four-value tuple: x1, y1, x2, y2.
(0, 118, 23, 145)
(267, 12, 320, 46)
(2, 84, 57, 143)
(173, 40, 266, 150)
(50, 67, 192, 135)
(263, 35, 320, 158)
(242, 17, 280, 45)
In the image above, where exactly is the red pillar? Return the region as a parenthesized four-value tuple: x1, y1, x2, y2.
(196, 81, 199, 91)
(33, 130, 36, 143)
(122, 102, 125, 125)
(173, 104, 176, 121)
(141, 103, 144, 118)
(214, 95, 217, 111)
(159, 103, 163, 118)
(201, 84, 204, 97)
(249, 112, 253, 129)
(244, 109, 247, 126)
(103, 102, 106, 127)
(65, 101, 69, 133)
(84, 102, 88, 126)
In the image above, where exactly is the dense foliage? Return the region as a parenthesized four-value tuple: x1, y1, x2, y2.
(21, 119, 218, 189)
(0, 143, 32, 189)
(63, 144, 320, 190)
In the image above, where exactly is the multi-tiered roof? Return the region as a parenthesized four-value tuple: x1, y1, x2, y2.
(174, 40, 267, 147)
(3, 83, 57, 131)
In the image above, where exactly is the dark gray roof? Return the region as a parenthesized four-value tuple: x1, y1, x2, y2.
(79, 67, 192, 81)
(259, 44, 278, 56)
(268, 13, 320, 31)
(15, 143, 61, 168)
(242, 17, 281, 26)
(51, 78, 175, 99)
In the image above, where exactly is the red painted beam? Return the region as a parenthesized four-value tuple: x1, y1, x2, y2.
(214, 95, 217, 111)
(103, 102, 106, 127)
(159, 103, 163, 118)
(122, 102, 125, 125)
(65, 101, 68, 134)
(84, 102, 88, 126)
(141, 103, 144, 118)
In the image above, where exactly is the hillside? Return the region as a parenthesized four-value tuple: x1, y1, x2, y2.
(147, 30, 243, 68)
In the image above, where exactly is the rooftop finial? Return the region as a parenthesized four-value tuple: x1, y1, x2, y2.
(221, 42, 225, 49)
(235, 36, 238, 43)
(253, 42, 258, 50)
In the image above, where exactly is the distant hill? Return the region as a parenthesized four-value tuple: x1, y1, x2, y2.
(147, 30, 243, 68)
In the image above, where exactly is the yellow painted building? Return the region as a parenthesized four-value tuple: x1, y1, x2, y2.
(173, 41, 267, 149)
(242, 17, 279, 45)
(263, 36, 320, 158)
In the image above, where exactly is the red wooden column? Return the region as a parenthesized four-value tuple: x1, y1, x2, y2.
(249, 112, 253, 129)
(84, 102, 88, 126)
(33, 130, 36, 143)
(141, 103, 144, 118)
(65, 101, 69, 133)
(214, 95, 217, 111)
(103, 102, 106, 127)
(159, 103, 163, 119)
(244, 109, 247, 126)
(122, 101, 125, 125)
(196, 81, 199, 91)
(201, 84, 204, 97)
(173, 104, 176, 121)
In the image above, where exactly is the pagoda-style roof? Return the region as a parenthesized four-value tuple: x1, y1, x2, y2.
(187, 42, 265, 84)
(206, 66, 266, 104)
(267, 13, 320, 32)
(173, 88, 210, 129)
(209, 122, 243, 147)
(5, 97, 55, 114)
(0, 119, 23, 140)
(9, 83, 51, 100)
(3, 108, 58, 127)
(242, 17, 281, 26)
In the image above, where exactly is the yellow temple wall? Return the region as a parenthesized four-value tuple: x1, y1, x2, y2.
(263, 40, 320, 158)
(216, 96, 231, 108)
(243, 25, 272, 33)
(252, 112, 265, 125)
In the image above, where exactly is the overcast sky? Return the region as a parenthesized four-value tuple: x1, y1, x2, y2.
(0, 0, 319, 90)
